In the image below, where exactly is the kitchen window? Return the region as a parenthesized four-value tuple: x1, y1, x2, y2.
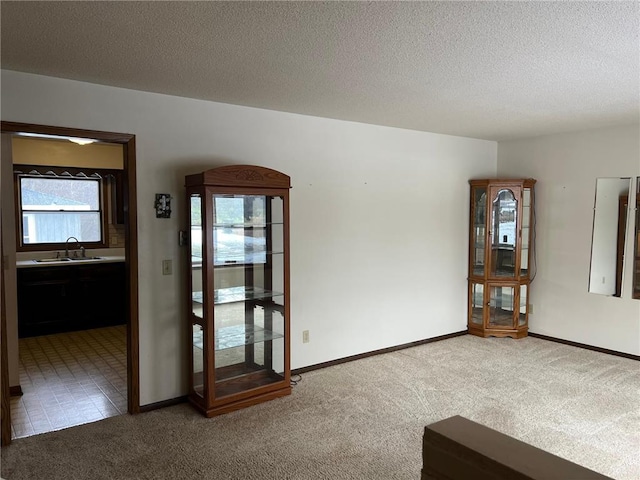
(15, 167, 109, 250)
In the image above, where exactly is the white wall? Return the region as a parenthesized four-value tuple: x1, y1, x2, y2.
(498, 125, 640, 355)
(1, 70, 497, 405)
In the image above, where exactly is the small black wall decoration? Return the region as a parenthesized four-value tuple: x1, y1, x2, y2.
(155, 193, 172, 218)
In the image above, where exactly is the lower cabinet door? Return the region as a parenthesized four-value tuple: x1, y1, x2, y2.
(487, 284, 516, 330)
(18, 273, 76, 337)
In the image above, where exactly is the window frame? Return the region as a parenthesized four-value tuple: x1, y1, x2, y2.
(14, 165, 112, 252)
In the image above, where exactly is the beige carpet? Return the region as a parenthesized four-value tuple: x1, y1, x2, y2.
(1, 335, 639, 480)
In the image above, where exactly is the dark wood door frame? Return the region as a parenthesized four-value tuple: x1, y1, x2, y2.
(616, 194, 628, 298)
(1, 210, 11, 446)
(0, 121, 140, 445)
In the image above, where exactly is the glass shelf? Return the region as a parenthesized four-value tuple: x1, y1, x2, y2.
(193, 324, 284, 352)
(214, 250, 283, 265)
(213, 222, 284, 228)
(192, 286, 284, 306)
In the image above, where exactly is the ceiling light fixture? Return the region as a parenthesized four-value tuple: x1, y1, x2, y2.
(68, 137, 96, 146)
(15, 132, 97, 145)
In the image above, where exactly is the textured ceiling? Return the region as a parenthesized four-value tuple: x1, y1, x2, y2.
(1, 1, 638, 141)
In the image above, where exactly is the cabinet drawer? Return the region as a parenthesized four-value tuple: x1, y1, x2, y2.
(18, 266, 72, 284)
(75, 262, 124, 280)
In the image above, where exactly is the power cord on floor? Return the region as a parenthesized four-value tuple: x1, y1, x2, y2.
(290, 374, 302, 387)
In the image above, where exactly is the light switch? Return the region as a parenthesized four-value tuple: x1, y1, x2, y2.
(162, 259, 172, 275)
(178, 230, 187, 247)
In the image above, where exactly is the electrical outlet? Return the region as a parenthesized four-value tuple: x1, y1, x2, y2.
(302, 330, 310, 343)
(162, 259, 172, 275)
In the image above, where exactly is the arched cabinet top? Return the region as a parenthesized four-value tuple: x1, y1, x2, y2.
(185, 165, 291, 189)
(469, 178, 536, 188)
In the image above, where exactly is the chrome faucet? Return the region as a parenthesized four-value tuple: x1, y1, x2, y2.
(65, 236, 85, 258)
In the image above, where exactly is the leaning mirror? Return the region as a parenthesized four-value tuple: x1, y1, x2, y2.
(588, 177, 631, 297)
(633, 178, 640, 299)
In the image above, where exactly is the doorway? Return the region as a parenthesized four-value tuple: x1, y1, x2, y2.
(1, 122, 139, 446)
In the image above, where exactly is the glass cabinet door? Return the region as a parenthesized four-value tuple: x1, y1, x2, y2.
(490, 188, 518, 278)
(471, 187, 487, 276)
(488, 285, 515, 329)
(520, 188, 532, 278)
(518, 284, 528, 327)
(189, 194, 205, 398)
(192, 324, 204, 398)
(469, 282, 484, 326)
(190, 195, 204, 320)
(212, 194, 286, 398)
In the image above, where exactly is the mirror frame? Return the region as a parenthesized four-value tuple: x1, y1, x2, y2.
(588, 177, 632, 297)
(633, 177, 640, 299)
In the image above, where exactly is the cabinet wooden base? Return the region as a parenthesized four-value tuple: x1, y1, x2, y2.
(468, 326, 528, 339)
(190, 385, 292, 418)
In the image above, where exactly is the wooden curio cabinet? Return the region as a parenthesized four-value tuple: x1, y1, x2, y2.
(468, 179, 536, 338)
(185, 165, 291, 417)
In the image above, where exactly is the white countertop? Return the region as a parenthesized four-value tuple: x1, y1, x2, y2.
(17, 256, 125, 268)
(16, 248, 125, 269)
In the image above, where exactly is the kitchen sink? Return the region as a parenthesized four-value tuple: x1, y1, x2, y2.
(34, 256, 103, 263)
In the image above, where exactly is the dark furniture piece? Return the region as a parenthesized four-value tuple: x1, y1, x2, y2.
(185, 165, 291, 417)
(422, 415, 613, 480)
(17, 262, 126, 337)
(633, 183, 640, 299)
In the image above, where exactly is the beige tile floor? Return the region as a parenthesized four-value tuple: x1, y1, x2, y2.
(10, 325, 127, 439)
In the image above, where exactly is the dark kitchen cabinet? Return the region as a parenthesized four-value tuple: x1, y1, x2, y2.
(17, 262, 126, 337)
(17, 267, 75, 337)
(75, 263, 126, 326)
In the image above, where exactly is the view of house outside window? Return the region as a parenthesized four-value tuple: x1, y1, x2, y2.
(20, 177, 102, 244)
(213, 196, 266, 266)
(190, 195, 268, 265)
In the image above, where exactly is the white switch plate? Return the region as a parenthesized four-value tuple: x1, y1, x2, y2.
(162, 259, 172, 275)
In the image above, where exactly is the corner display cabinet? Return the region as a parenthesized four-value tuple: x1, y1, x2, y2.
(468, 179, 536, 338)
(185, 165, 291, 417)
